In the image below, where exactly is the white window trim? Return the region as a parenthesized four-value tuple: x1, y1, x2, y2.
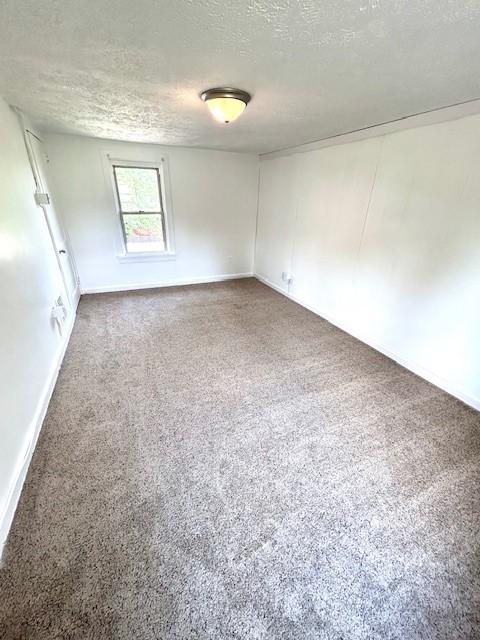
(104, 154, 176, 262)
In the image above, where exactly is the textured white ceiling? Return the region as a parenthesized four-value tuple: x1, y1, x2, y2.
(1, 0, 479, 153)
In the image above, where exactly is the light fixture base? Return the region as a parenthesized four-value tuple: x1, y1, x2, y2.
(200, 88, 251, 104)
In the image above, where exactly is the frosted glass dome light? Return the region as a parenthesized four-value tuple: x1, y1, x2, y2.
(201, 88, 251, 124)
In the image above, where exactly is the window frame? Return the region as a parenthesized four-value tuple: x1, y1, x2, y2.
(107, 156, 176, 262)
(113, 164, 167, 253)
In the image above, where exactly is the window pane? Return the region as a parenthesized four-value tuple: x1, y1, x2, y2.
(122, 213, 165, 253)
(115, 167, 161, 212)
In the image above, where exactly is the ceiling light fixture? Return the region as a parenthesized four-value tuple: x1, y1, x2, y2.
(200, 88, 251, 124)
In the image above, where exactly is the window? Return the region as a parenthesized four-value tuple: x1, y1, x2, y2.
(112, 164, 168, 254)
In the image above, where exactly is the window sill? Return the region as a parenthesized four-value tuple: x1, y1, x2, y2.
(116, 251, 177, 264)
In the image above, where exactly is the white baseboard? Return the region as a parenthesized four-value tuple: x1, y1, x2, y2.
(80, 272, 254, 294)
(255, 273, 480, 412)
(0, 302, 78, 559)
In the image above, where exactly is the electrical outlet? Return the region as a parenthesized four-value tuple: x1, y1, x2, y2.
(282, 271, 293, 285)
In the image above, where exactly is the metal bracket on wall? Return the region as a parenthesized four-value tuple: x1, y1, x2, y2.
(34, 192, 50, 206)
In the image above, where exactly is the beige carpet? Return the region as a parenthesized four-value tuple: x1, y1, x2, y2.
(1, 278, 479, 639)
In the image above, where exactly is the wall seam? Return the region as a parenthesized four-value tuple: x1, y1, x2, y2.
(252, 159, 262, 274)
(355, 137, 384, 261)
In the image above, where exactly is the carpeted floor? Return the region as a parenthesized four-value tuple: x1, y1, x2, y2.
(1, 278, 479, 639)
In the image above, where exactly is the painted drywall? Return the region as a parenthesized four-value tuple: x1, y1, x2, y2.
(43, 134, 259, 292)
(256, 113, 480, 409)
(0, 98, 77, 549)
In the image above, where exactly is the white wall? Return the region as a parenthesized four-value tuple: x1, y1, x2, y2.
(0, 98, 76, 550)
(256, 114, 480, 409)
(44, 134, 259, 293)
